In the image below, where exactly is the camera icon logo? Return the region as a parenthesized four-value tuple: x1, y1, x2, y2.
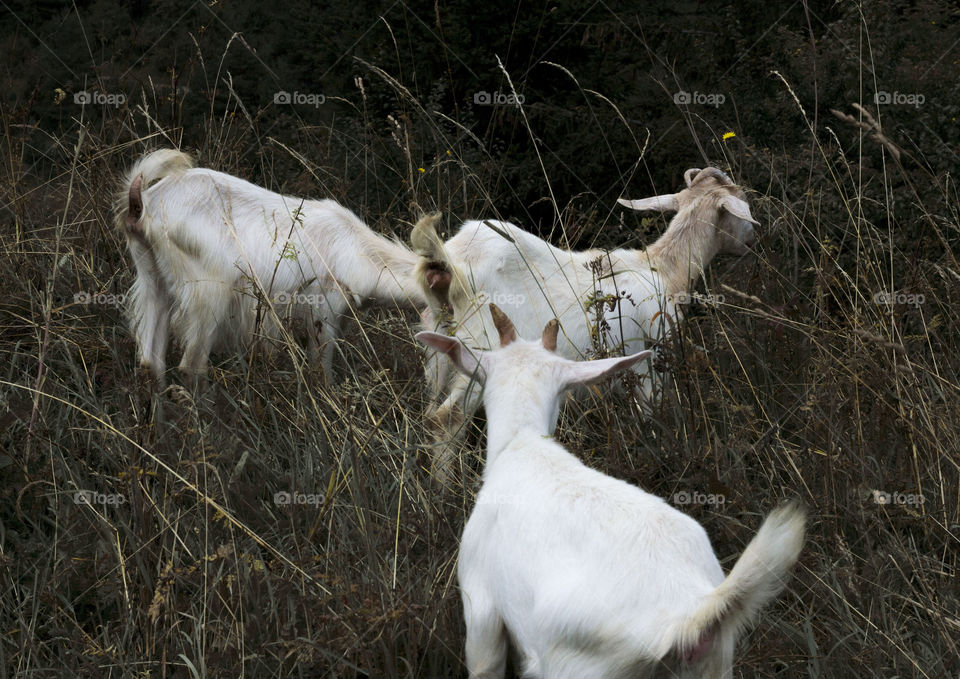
(74, 91, 92, 105)
(274, 491, 292, 505)
(73, 291, 91, 305)
(274, 91, 292, 105)
(674, 90, 692, 105)
(473, 91, 492, 105)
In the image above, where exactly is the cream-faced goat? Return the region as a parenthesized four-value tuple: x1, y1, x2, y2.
(117, 149, 425, 383)
(411, 167, 758, 483)
(416, 305, 805, 679)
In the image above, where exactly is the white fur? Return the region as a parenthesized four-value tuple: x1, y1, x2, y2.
(118, 149, 425, 382)
(416, 316, 804, 679)
(411, 168, 759, 483)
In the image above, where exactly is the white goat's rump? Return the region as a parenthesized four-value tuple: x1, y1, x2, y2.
(117, 149, 424, 382)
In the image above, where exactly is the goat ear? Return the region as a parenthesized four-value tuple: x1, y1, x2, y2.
(414, 331, 484, 380)
(617, 194, 679, 213)
(720, 195, 759, 225)
(560, 350, 652, 388)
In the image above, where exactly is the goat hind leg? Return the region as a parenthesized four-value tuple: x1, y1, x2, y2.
(427, 372, 484, 487)
(127, 243, 172, 384)
(178, 283, 231, 384)
(463, 590, 508, 679)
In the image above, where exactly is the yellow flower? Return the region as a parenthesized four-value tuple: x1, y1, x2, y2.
(722, 132, 736, 141)
(418, 167, 425, 173)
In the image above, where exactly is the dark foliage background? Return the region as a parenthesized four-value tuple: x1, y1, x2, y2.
(1, 1, 958, 677)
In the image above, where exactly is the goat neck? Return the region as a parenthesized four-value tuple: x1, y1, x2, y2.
(637, 195, 720, 296)
(481, 345, 564, 467)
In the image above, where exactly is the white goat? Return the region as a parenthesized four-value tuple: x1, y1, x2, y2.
(411, 167, 759, 483)
(117, 149, 425, 383)
(416, 305, 805, 679)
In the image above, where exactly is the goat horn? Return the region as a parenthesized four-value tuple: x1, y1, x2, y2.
(542, 319, 559, 352)
(684, 168, 702, 187)
(489, 303, 517, 346)
(695, 167, 734, 185)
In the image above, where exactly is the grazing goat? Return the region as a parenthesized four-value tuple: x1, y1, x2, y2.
(411, 167, 759, 484)
(117, 149, 425, 383)
(416, 305, 805, 679)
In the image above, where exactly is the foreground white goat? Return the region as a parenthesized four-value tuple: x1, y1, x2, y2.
(416, 305, 805, 679)
(117, 149, 425, 383)
(411, 167, 759, 483)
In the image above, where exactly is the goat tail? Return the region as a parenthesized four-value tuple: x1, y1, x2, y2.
(411, 212, 471, 315)
(116, 149, 194, 233)
(669, 501, 806, 665)
(130, 148, 195, 187)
